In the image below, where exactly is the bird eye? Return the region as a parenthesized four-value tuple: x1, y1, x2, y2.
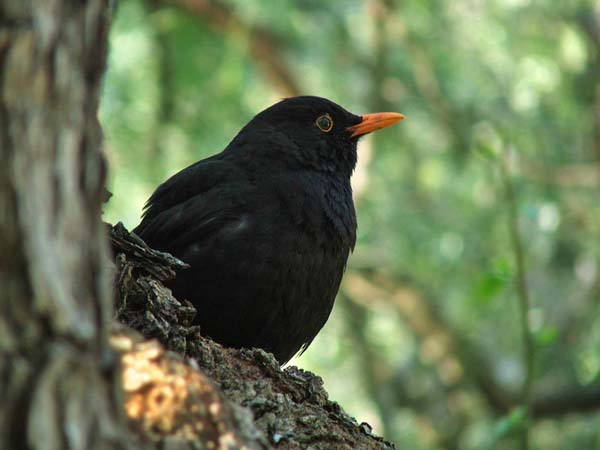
(315, 114, 333, 132)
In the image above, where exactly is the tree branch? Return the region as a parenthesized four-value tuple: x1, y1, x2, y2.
(344, 269, 600, 420)
(165, 0, 301, 96)
(111, 223, 397, 450)
(498, 151, 535, 450)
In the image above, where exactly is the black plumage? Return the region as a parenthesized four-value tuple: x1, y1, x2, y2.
(134, 96, 403, 364)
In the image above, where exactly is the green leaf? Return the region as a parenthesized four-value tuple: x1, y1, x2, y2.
(535, 326, 559, 347)
(492, 406, 529, 440)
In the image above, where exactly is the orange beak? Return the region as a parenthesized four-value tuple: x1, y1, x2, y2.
(347, 112, 405, 138)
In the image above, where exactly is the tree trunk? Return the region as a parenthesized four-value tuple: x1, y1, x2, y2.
(0, 2, 131, 449)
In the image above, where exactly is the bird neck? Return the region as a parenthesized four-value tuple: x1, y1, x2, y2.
(322, 174, 357, 251)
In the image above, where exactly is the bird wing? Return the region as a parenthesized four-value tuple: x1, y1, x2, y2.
(133, 157, 250, 253)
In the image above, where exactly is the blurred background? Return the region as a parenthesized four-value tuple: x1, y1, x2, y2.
(100, 0, 600, 448)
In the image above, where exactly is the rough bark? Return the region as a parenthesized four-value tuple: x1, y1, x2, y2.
(110, 329, 267, 450)
(0, 1, 130, 449)
(110, 223, 396, 450)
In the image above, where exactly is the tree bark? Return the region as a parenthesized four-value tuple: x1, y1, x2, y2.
(110, 223, 396, 450)
(0, 2, 130, 449)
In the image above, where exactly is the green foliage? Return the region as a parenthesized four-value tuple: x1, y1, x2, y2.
(101, 0, 600, 448)
(493, 407, 529, 441)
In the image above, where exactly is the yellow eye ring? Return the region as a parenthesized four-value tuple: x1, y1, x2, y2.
(315, 114, 333, 132)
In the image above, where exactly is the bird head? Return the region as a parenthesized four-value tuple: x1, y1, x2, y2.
(227, 96, 404, 177)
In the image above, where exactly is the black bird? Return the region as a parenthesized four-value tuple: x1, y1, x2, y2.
(134, 96, 404, 364)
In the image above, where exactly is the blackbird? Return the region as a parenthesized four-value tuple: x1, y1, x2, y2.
(134, 96, 404, 364)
